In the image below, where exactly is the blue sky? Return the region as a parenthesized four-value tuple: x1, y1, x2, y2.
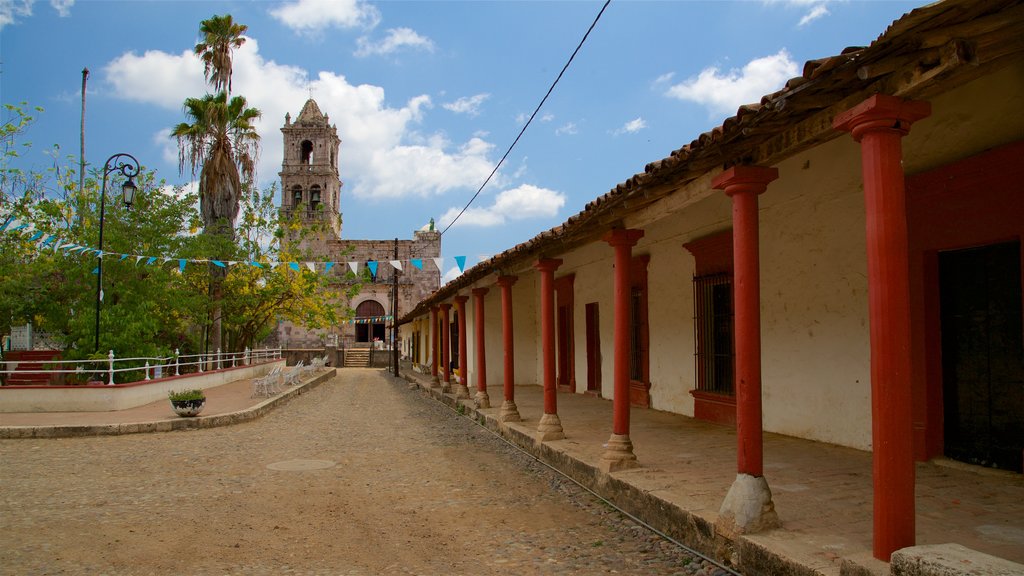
(2, 0, 925, 282)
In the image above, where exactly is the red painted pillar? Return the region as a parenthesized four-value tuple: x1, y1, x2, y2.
(599, 229, 645, 472)
(439, 303, 452, 392)
(713, 165, 778, 477)
(472, 287, 490, 408)
(712, 165, 780, 536)
(535, 258, 565, 441)
(834, 93, 930, 561)
(430, 306, 439, 385)
(454, 295, 470, 399)
(497, 275, 521, 422)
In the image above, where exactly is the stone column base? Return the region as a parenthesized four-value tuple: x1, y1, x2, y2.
(598, 433, 639, 473)
(440, 380, 452, 393)
(716, 473, 780, 536)
(455, 383, 470, 399)
(474, 390, 490, 409)
(499, 400, 521, 422)
(536, 412, 565, 442)
(430, 375, 440, 388)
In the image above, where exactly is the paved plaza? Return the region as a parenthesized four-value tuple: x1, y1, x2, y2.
(0, 369, 726, 575)
(2, 367, 1022, 575)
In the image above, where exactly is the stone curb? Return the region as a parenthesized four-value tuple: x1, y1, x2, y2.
(0, 368, 337, 439)
(397, 369, 837, 576)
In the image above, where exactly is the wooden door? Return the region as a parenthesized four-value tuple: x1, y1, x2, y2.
(939, 240, 1024, 472)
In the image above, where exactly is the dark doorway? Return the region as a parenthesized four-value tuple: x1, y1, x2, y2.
(939, 240, 1024, 472)
(355, 300, 386, 344)
(585, 302, 601, 393)
(449, 312, 459, 372)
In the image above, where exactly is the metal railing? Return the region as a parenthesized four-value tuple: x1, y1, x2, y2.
(0, 347, 283, 386)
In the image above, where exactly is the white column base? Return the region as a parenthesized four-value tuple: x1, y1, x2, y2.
(535, 412, 565, 442)
(498, 400, 521, 423)
(598, 433, 639, 473)
(716, 473, 780, 536)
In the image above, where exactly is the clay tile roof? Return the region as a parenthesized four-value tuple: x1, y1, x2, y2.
(399, 0, 1024, 323)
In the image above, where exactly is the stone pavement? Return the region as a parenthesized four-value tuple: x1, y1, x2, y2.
(2, 366, 1022, 575)
(399, 369, 1024, 576)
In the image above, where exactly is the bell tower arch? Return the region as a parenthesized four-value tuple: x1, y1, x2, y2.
(279, 98, 342, 238)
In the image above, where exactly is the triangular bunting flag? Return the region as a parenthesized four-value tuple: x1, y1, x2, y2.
(367, 261, 378, 276)
(179, 259, 186, 273)
(136, 256, 145, 265)
(119, 254, 129, 261)
(348, 261, 358, 275)
(325, 262, 335, 273)
(390, 260, 403, 271)
(212, 260, 226, 268)
(28, 231, 43, 241)
(289, 262, 300, 272)
(410, 258, 423, 270)
(454, 255, 466, 272)
(250, 261, 264, 268)
(306, 262, 316, 273)
(146, 257, 156, 265)
(432, 257, 443, 271)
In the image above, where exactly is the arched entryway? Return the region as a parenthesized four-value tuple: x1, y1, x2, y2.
(355, 300, 386, 344)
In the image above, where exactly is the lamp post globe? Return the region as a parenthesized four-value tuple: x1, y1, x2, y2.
(94, 153, 140, 354)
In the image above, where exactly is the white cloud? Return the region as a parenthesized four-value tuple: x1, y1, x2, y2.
(654, 72, 675, 85)
(798, 4, 829, 26)
(438, 184, 566, 229)
(443, 93, 489, 116)
(51, 0, 72, 17)
(103, 36, 498, 200)
(555, 122, 578, 136)
(355, 27, 435, 57)
(764, 0, 836, 27)
(614, 117, 647, 135)
(665, 49, 799, 116)
(269, 0, 380, 34)
(0, 0, 33, 29)
(441, 265, 462, 285)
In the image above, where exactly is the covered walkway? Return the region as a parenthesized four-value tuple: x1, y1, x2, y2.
(401, 367, 1024, 575)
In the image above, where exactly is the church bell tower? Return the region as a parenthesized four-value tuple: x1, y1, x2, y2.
(279, 98, 342, 239)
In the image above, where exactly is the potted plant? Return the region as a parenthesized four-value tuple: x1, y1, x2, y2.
(168, 389, 206, 417)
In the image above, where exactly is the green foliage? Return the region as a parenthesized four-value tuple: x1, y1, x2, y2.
(168, 388, 206, 401)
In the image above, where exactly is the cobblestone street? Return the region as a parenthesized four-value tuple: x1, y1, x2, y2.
(1, 369, 728, 575)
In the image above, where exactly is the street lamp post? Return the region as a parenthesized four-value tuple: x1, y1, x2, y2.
(94, 153, 140, 353)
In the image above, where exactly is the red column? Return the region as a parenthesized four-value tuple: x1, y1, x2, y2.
(834, 93, 930, 561)
(454, 295, 470, 399)
(497, 275, 521, 422)
(713, 165, 778, 478)
(472, 287, 490, 408)
(439, 303, 452, 392)
(599, 229, 645, 472)
(535, 258, 565, 441)
(430, 306, 439, 384)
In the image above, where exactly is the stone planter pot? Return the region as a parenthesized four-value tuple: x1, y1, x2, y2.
(170, 398, 205, 417)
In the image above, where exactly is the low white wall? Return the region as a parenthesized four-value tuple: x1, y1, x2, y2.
(0, 360, 285, 413)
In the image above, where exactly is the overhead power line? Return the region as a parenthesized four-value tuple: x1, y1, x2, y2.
(439, 0, 613, 237)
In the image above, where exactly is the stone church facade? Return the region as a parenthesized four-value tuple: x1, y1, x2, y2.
(276, 99, 441, 349)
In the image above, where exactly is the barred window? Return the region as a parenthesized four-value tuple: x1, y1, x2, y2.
(693, 273, 734, 395)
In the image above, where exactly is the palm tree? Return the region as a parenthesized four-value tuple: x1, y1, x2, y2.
(172, 92, 260, 239)
(173, 14, 259, 358)
(194, 14, 247, 96)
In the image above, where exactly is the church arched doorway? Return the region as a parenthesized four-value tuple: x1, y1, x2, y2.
(355, 300, 386, 344)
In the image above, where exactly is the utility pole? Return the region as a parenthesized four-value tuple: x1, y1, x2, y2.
(392, 237, 400, 377)
(78, 68, 88, 229)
